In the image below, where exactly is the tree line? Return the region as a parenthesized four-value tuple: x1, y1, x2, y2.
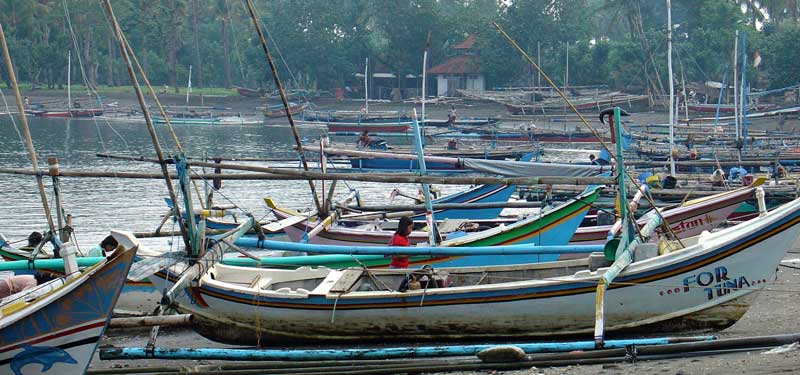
(0, 0, 798, 95)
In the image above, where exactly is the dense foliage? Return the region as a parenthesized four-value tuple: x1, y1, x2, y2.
(0, 0, 798, 93)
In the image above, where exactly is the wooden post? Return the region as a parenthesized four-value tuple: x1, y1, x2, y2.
(208, 157, 222, 208)
(0, 23, 57, 235)
(48, 157, 67, 241)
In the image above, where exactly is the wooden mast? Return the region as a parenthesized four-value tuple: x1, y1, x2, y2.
(243, 0, 323, 215)
(666, 0, 676, 175)
(0, 22, 57, 235)
(101, 0, 192, 251)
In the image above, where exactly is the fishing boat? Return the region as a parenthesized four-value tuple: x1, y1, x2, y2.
(346, 184, 518, 221)
(476, 130, 607, 143)
(504, 94, 648, 115)
(423, 117, 499, 127)
(0, 233, 137, 374)
(28, 50, 104, 119)
(326, 145, 541, 173)
(686, 103, 774, 114)
(570, 183, 757, 245)
(153, 186, 800, 346)
(265, 186, 601, 261)
(323, 121, 412, 133)
(151, 114, 259, 125)
(263, 102, 306, 118)
(236, 86, 266, 98)
(31, 108, 104, 118)
(302, 109, 412, 123)
(0, 239, 167, 315)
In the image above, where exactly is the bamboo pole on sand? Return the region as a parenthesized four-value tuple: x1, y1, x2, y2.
(89, 333, 800, 375)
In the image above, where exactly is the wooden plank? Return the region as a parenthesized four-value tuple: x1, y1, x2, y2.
(329, 269, 364, 293)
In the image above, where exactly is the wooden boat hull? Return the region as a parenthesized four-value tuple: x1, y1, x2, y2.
(477, 132, 607, 143)
(33, 109, 103, 118)
(0, 246, 158, 316)
(687, 104, 774, 113)
(325, 122, 411, 133)
(0, 246, 135, 374)
(154, 195, 800, 345)
(303, 110, 412, 123)
(267, 187, 601, 267)
(151, 115, 221, 125)
(264, 104, 306, 118)
(237, 87, 264, 98)
(570, 186, 754, 245)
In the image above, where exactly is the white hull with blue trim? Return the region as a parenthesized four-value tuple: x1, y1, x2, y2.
(152, 195, 800, 346)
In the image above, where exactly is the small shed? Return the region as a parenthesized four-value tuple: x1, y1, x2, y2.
(428, 35, 484, 97)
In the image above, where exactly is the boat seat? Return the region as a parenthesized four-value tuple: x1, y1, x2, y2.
(248, 275, 274, 290)
(329, 269, 363, 293)
(588, 252, 611, 271)
(274, 287, 309, 296)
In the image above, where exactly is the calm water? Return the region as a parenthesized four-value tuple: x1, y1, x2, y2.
(0, 116, 473, 250)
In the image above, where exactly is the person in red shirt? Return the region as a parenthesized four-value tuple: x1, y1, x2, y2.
(389, 216, 414, 268)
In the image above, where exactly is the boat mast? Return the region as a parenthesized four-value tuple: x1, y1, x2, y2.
(564, 43, 569, 91)
(537, 41, 541, 89)
(421, 31, 431, 141)
(740, 32, 748, 154)
(67, 49, 72, 112)
(733, 31, 741, 164)
(186, 65, 192, 106)
(242, 0, 322, 214)
(666, 0, 676, 175)
(0, 23, 57, 235)
(102, 0, 192, 252)
(364, 57, 369, 113)
(410, 108, 437, 246)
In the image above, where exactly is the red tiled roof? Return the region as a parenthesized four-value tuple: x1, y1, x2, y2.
(428, 55, 480, 75)
(453, 35, 475, 49)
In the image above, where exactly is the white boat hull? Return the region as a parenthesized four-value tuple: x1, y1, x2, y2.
(153, 195, 800, 345)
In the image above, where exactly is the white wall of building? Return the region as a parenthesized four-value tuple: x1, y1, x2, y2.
(466, 75, 484, 93)
(436, 75, 448, 96)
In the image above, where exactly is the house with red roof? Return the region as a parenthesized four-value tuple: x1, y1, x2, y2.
(428, 34, 484, 97)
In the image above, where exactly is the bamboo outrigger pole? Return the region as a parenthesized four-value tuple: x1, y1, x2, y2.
(101, 0, 191, 251)
(243, 0, 323, 215)
(0, 23, 57, 235)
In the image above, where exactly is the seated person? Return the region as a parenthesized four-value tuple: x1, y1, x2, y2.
(19, 231, 43, 251)
(447, 139, 458, 150)
(0, 274, 37, 299)
(88, 235, 119, 257)
(357, 130, 371, 149)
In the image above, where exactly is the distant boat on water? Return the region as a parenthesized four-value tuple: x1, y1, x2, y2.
(263, 102, 306, 118)
(236, 86, 266, 98)
(29, 108, 103, 118)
